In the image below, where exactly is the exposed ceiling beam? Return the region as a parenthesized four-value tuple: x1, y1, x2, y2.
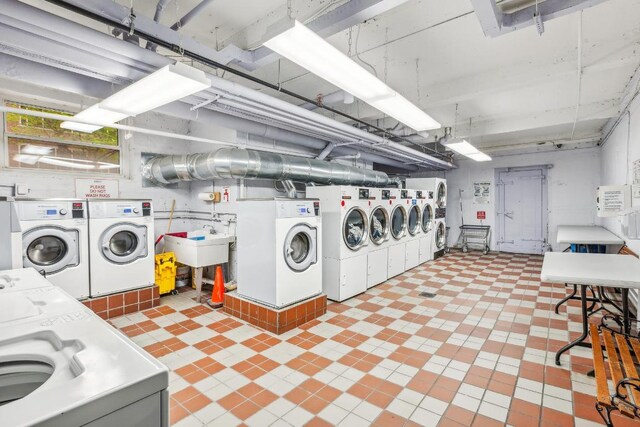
(471, 0, 610, 37)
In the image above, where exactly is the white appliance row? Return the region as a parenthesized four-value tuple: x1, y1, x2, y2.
(236, 198, 323, 309)
(0, 267, 168, 426)
(307, 185, 441, 302)
(13, 199, 155, 299)
(407, 178, 448, 259)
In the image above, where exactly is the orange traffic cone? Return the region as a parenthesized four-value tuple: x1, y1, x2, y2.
(207, 265, 225, 308)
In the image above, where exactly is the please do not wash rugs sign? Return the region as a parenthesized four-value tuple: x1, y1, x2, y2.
(75, 178, 119, 199)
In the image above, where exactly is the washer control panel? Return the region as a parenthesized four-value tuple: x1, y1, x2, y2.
(89, 200, 153, 219)
(276, 200, 320, 218)
(17, 200, 85, 220)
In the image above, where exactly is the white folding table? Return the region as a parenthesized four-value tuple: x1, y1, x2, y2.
(556, 225, 624, 249)
(541, 252, 640, 365)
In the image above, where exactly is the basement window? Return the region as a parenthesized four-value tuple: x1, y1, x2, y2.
(3, 101, 120, 174)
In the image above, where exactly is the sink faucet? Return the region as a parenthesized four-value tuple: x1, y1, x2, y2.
(203, 224, 216, 234)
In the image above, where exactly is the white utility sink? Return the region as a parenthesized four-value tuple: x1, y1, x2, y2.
(164, 231, 235, 268)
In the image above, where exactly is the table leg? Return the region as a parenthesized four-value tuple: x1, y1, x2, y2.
(192, 267, 203, 304)
(555, 284, 577, 314)
(622, 288, 630, 335)
(556, 284, 589, 366)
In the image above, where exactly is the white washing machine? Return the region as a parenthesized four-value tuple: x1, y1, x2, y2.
(88, 199, 155, 297)
(406, 178, 447, 258)
(237, 198, 322, 308)
(367, 188, 392, 288)
(417, 190, 435, 264)
(403, 189, 422, 270)
(0, 267, 169, 427)
(306, 186, 370, 302)
(15, 199, 89, 299)
(387, 188, 408, 278)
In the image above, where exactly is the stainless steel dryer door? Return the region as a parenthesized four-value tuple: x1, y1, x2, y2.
(284, 224, 317, 272)
(23, 226, 79, 274)
(100, 223, 148, 264)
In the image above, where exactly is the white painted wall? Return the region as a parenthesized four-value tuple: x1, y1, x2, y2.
(600, 94, 640, 253)
(412, 148, 601, 252)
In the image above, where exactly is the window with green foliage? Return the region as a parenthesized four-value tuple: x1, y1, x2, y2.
(3, 101, 120, 174)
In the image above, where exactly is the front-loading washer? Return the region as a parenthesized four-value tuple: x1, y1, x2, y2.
(417, 190, 434, 264)
(88, 199, 155, 297)
(367, 188, 392, 288)
(306, 186, 371, 302)
(0, 267, 169, 427)
(406, 178, 447, 259)
(237, 198, 322, 308)
(15, 199, 89, 299)
(403, 189, 422, 270)
(387, 188, 408, 278)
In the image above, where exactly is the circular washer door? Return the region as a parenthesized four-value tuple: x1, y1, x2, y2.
(23, 226, 79, 274)
(100, 223, 148, 264)
(422, 204, 433, 233)
(284, 224, 317, 272)
(343, 207, 368, 250)
(407, 205, 421, 236)
(436, 182, 446, 208)
(391, 206, 407, 240)
(435, 222, 446, 249)
(369, 206, 389, 245)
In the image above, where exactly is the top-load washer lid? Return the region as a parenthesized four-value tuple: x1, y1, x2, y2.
(283, 224, 318, 272)
(99, 223, 148, 264)
(391, 205, 407, 240)
(407, 205, 422, 236)
(0, 288, 168, 427)
(0, 268, 54, 293)
(421, 204, 434, 233)
(369, 206, 389, 245)
(436, 182, 446, 208)
(22, 227, 79, 275)
(343, 207, 368, 250)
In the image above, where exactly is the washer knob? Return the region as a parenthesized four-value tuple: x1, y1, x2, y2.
(59, 209, 67, 215)
(133, 208, 140, 214)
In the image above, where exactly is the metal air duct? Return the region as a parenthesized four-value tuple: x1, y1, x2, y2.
(142, 148, 400, 187)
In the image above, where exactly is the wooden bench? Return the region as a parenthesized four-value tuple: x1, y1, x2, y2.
(590, 323, 640, 426)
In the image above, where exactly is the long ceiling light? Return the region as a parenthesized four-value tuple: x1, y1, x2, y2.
(61, 63, 211, 133)
(443, 139, 492, 162)
(264, 20, 441, 132)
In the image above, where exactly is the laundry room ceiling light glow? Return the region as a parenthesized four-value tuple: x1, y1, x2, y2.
(61, 63, 211, 133)
(264, 20, 441, 132)
(443, 139, 492, 162)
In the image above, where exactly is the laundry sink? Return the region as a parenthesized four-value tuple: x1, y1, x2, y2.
(164, 231, 235, 267)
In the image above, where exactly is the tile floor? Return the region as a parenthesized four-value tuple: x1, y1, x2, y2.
(110, 251, 640, 426)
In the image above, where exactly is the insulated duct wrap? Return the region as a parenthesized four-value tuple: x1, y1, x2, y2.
(142, 148, 398, 187)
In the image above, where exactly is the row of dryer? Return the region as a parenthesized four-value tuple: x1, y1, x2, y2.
(307, 178, 447, 302)
(11, 198, 155, 299)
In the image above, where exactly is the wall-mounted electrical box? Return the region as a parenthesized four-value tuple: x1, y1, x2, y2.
(597, 185, 631, 217)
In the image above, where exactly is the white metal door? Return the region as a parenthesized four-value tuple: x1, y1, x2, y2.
(497, 168, 547, 254)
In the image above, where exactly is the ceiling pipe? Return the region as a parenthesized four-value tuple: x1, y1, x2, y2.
(5, 0, 450, 170)
(300, 90, 355, 110)
(44, 0, 449, 163)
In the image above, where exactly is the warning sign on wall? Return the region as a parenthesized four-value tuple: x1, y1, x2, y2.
(477, 211, 486, 220)
(75, 178, 119, 199)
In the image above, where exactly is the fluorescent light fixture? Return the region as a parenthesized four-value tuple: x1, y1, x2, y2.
(264, 20, 441, 132)
(61, 62, 211, 133)
(61, 105, 128, 133)
(443, 139, 492, 162)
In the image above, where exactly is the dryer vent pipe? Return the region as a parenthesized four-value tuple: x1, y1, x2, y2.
(142, 148, 401, 187)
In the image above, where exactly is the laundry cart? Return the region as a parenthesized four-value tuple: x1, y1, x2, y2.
(457, 225, 491, 255)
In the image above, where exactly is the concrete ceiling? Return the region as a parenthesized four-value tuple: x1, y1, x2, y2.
(18, 0, 640, 157)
